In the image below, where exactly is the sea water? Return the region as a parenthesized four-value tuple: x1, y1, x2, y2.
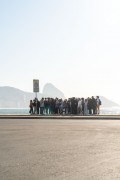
(0, 107, 120, 115)
(0, 108, 29, 115)
(100, 107, 120, 115)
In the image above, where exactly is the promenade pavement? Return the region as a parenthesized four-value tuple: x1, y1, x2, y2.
(0, 118, 120, 180)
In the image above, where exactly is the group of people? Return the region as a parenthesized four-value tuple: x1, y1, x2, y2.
(29, 96, 102, 115)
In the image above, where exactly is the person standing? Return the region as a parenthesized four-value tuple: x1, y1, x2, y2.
(96, 96, 102, 114)
(84, 99, 88, 115)
(40, 98, 44, 115)
(29, 100, 33, 115)
(36, 99, 40, 114)
(77, 98, 82, 115)
(87, 97, 92, 115)
(91, 96, 96, 115)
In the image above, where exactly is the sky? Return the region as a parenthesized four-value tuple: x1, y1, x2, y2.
(1, 0, 120, 104)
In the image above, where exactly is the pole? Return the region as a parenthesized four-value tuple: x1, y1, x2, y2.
(35, 92, 37, 114)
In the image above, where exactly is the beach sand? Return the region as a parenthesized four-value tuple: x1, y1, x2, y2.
(0, 119, 120, 180)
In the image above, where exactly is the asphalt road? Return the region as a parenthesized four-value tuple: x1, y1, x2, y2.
(0, 119, 120, 180)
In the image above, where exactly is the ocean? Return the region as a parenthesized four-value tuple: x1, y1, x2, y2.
(0, 108, 29, 115)
(100, 107, 120, 115)
(0, 107, 120, 115)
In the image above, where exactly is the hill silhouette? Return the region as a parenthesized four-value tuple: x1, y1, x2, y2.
(99, 96, 120, 107)
(0, 84, 119, 108)
(42, 83, 65, 99)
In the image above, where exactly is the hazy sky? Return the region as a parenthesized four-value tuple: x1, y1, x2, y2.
(1, 0, 120, 103)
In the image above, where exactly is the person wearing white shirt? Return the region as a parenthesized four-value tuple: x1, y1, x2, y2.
(77, 98, 82, 115)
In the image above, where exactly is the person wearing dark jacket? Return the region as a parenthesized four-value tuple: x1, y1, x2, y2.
(87, 97, 92, 115)
(91, 96, 97, 114)
(29, 100, 33, 114)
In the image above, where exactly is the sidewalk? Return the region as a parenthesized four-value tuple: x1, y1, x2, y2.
(0, 118, 120, 180)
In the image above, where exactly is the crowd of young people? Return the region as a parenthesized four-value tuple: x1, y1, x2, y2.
(29, 96, 102, 115)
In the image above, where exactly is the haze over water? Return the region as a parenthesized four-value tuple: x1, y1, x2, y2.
(0, 107, 120, 115)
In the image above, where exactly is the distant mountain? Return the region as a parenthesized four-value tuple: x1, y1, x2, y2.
(0, 84, 65, 108)
(0, 86, 35, 108)
(99, 96, 120, 107)
(0, 85, 119, 108)
(42, 83, 65, 99)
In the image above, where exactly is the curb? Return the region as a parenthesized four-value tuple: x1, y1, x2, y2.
(0, 115, 120, 120)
